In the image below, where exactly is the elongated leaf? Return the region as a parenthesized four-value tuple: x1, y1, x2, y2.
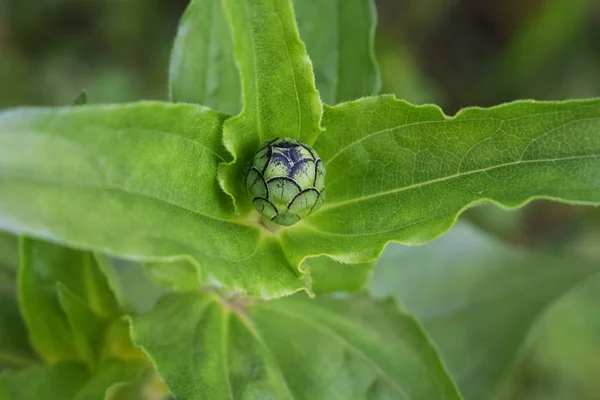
(293, 0, 380, 104)
(19, 238, 120, 363)
(132, 291, 461, 399)
(369, 223, 600, 399)
(280, 95, 600, 266)
(218, 0, 323, 210)
(169, 0, 379, 111)
(169, 0, 241, 114)
(56, 284, 106, 368)
(0, 360, 145, 400)
(0, 103, 310, 298)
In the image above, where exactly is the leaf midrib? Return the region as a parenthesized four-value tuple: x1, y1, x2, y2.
(258, 304, 411, 399)
(0, 174, 247, 227)
(319, 153, 600, 212)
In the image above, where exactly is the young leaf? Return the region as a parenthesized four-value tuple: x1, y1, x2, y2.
(280, 95, 600, 266)
(218, 0, 323, 210)
(56, 284, 106, 368)
(131, 291, 461, 399)
(0, 360, 145, 400)
(0, 103, 310, 298)
(18, 238, 124, 365)
(293, 0, 380, 104)
(369, 223, 600, 399)
(169, 0, 241, 114)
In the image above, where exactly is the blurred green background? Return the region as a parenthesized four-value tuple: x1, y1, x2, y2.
(1, 0, 599, 398)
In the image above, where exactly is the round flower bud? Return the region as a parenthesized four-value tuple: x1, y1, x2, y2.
(246, 138, 326, 226)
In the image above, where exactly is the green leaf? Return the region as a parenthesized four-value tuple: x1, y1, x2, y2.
(144, 259, 201, 292)
(18, 238, 122, 364)
(169, 0, 241, 114)
(132, 291, 461, 399)
(305, 256, 374, 294)
(293, 0, 380, 104)
(0, 232, 18, 271)
(56, 284, 106, 368)
(218, 0, 323, 211)
(95, 256, 167, 314)
(0, 360, 145, 400)
(168, 0, 379, 110)
(280, 95, 600, 266)
(0, 292, 37, 370)
(369, 223, 600, 399)
(0, 103, 313, 298)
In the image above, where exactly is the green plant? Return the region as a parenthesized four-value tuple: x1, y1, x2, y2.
(0, 0, 599, 399)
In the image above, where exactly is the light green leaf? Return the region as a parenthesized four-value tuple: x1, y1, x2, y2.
(0, 360, 145, 400)
(95, 256, 167, 314)
(369, 223, 600, 399)
(132, 291, 461, 399)
(169, 0, 241, 114)
(168, 0, 379, 110)
(305, 256, 374, 294)
(56, 284, 106, 368)
(0, 103, 311, 298)
(18, 238, 127, 365)
(218, 0, 323, 211)
(280, 95, 600, 266)
(144, 259, 201, 292)
(293, 0, 380, 104)
(19, 238, 89, 362)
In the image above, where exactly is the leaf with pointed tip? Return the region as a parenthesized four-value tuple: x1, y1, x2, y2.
(131, 291, 461, 399)
(0, 360, 145, 400)
(369, 223, 600, 399)
(18, 238, 141, 367)
(218, 0, 323, 211)
(279, 95, 600, 266)
(18, 238, 116, 362)
(293, 0, 380, 104)
(0, 103, 311, 298)
(169, 0, 241, 114)
(56, 284, 106, 368)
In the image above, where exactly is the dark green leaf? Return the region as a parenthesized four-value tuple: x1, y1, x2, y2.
(169, 0, 241, 114)
(132, 291, 461, 399)
(0, 293, 37, 370)
(218, 0, 323, 211)
(280, 95, 600, 266)
(369, 223, 600, 398)
(293, 0, 380, 104)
